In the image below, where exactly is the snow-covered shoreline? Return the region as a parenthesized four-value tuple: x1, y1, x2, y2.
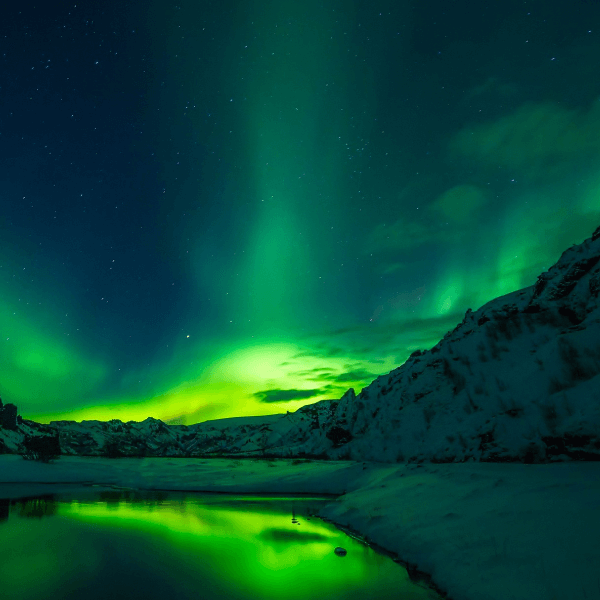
(1, 456, 598, 600)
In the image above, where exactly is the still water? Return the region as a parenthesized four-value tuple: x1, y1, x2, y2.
(0, 491, 441, 600)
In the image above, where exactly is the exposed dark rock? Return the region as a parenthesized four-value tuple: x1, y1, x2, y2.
(590, 271, 600, 297)
(547, 256, 600, 300)
(558, 306, 582, 325)
(542, 434, 600, 460)
(20, 434, 61, 462)
(0, 403, 18, 430)
(326, 426, 353, 448)
(532, 274, 549, 299)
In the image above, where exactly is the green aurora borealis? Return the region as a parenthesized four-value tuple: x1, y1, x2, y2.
(2, 0, 600, 424)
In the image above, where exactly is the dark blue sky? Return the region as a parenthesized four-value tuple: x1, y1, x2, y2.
(2, 0, 600, 424)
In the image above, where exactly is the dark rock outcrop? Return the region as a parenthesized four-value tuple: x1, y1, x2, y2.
(0, 402, 18, 431)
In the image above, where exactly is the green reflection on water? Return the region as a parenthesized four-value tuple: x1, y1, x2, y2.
(0, 492, 440, 600)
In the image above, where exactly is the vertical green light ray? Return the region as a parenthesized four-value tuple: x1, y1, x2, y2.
(238, 0, 360, 330)
(430, 265, 466, 316)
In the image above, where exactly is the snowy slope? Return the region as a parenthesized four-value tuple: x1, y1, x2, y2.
(2, 225, 599, 462)
(277, 224, 600, 462)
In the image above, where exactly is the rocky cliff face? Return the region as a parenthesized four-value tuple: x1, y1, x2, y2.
(2, 226, 600, 463)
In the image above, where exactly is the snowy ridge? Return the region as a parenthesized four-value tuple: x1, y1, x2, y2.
(48, 414, 284, 458)
(297, 224, 600, 462)
(2, 225, 600, 462)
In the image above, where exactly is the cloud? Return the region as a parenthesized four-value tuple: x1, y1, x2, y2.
(328, 369, 379, 383)
(294, 312, 464, 371)
(299, 367, 379, 385)
(287, 367, 337, 378)
(364, 219, 456, 254)
(449, 100, 600, 176)
(293, 346, 345, 359)
(429, 184, 487, 222)
(364, 184, 487, 255)
(377, 262, 406, 275)
(327, 312, 463, 342)
(462, 77, 518, 102)
(253, 388, 325, 403)
(259, 529, 329, 543)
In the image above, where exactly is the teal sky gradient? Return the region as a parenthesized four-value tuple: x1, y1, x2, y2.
(1, 0, 599, 423)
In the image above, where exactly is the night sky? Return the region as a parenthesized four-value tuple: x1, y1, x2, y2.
(2, 0, 600, 424)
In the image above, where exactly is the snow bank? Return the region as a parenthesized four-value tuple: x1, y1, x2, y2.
(320, 461, 600, 600)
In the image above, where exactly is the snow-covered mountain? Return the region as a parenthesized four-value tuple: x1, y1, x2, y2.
(2, 225, 599, 462)
(285, 224, 600, 462)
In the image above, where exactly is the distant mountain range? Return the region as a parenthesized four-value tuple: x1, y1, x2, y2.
(2, 225, 600, 463)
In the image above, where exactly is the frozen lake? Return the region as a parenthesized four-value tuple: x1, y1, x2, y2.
(0, 490, 441, 600)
